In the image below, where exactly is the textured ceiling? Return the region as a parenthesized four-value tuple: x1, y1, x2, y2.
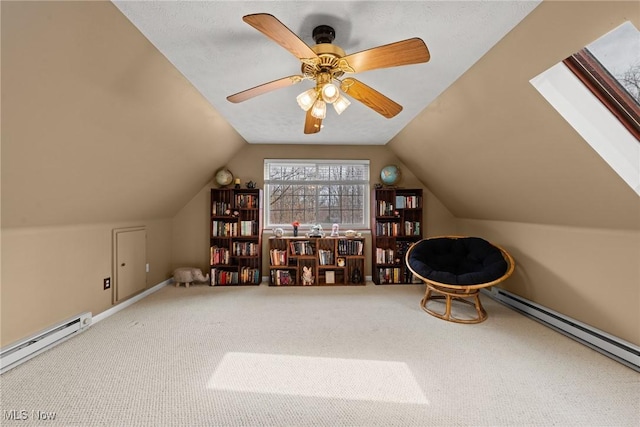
(113, 1, 541, 145)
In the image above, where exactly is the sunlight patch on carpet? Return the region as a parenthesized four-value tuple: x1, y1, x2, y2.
(207, 352, 429, 404)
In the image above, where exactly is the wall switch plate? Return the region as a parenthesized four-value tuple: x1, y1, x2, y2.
(145, 263, 150, 273)
(104, 277, 111, 290)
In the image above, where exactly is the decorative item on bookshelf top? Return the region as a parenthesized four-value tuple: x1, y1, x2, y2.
(215, 167, 234, 187)
(380, 165, 401, 186)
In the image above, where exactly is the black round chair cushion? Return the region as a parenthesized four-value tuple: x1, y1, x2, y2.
(408, 237, 508, 285)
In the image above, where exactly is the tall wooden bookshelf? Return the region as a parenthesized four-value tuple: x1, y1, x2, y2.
(268, 237, 365, 286)
(371, 188, 423, 284)
(210, 188, 263, 285)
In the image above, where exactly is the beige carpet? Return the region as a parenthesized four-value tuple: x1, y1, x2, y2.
(1, 283, 638, 426)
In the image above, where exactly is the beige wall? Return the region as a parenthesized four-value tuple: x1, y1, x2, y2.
(2, 0, 638, 355)
(170, 144, 458, 277)
(387, 0, 640, 346)
(458, 219, 640, 345)
(1, 219, 173, 346)
(1, 1, 239, 347)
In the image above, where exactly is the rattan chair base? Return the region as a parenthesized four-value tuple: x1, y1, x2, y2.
(420, 284, 488, 324)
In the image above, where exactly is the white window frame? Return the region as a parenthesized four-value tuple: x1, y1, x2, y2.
(264, 159, 370, 229)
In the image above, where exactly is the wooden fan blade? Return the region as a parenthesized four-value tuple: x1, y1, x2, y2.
(340, 78, 402, 118)
(227, 75, 303, 103)
(243, 14, 318, 61)
(304, 109, 322, 134)
(342, 38, 430, 73)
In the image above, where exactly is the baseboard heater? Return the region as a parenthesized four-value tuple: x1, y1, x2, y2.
(1, 312, 92, 374)
(486, 288, 640, 372)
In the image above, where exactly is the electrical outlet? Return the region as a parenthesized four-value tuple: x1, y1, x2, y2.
(103, 277, 111, 290)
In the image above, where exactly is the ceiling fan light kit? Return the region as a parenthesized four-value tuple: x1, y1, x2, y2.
(311, 98, 327, 120)
(320, 83, 339, 103)
(227, 13, 431, 134)
(296, 88, 318, 111)
(332, 95, 351, 115)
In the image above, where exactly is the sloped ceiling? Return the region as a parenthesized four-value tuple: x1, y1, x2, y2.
(112, 0, 541, 145)
(1, 1, 246, 228)
(390, 0, 640, 230)
(2, 1, 638, 232)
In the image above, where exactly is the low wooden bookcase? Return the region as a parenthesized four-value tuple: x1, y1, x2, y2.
(268, 236, 365, 286)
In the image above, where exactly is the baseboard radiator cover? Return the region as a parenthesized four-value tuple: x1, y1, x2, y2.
(486, 288, 639, 372)
(1, 312, 92, 374)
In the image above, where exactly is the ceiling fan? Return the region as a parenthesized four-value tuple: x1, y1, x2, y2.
(227, 13, 431, 134)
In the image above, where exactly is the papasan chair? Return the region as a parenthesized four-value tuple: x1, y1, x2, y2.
(406, 236, 515, 324)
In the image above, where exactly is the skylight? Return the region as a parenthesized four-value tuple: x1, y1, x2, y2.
(587, 21, 639, 103)
(531, 21, 640, 196)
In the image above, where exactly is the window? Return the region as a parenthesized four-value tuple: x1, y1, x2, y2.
(530, 21, 640, 196)
(563, 21, 640, 140)
(264, 159, 370, 228)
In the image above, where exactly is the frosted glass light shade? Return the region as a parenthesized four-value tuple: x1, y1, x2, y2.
(311, 99, 327, 119)
(333, 95, 351, 115)
(321, 83, 340, 103)
(296, 89, 318, 111)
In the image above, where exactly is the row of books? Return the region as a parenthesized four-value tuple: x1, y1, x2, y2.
(212, 221, 237, 237)
(376, 196, 422, 216)
(212, 220, 258, 236)
(377, 267, 403, 284)
(235, 194, 258, 209)
(394, 195, 421, 209)
(240, 220, 257, 236)
(376, 267, 421, 284)
(375, 247, 398, 264)
(289, 240, 315, 255)
(404, 221, 421, 236)
(337, 239, 364, 256)
(376, 201, 397, 216)
(318, 249, 335, 266)
(375, 221, 422, 236)
(269, 249, 288, 266)
(375, 222, 401, 236)
(212, 201, 231, 216)
(238, 267, 261, 284)
(271, 269, 294, 286)
(211, 267, 261, 285)
(232, 241, 259, 256)
(210, 246, 230, 265)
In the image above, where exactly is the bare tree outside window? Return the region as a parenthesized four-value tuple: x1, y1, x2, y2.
(618, 64, 640, 103)
(564, 21, 640, 140)
(264, 160, 369, 228)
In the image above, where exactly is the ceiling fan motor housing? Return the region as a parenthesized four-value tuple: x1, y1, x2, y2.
(302, 25, 346, 78)
(312, 25, 335, 44)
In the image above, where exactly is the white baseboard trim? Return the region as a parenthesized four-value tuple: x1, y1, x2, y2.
(93, 279, 171, 324)
(484, 287, 640, 372)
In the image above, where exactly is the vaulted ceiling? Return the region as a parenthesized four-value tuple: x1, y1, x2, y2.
(2, 1, 638, 231)
(113, 1, 541, 145)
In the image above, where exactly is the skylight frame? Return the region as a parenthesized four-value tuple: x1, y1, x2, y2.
(563, 48, 640, 140)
